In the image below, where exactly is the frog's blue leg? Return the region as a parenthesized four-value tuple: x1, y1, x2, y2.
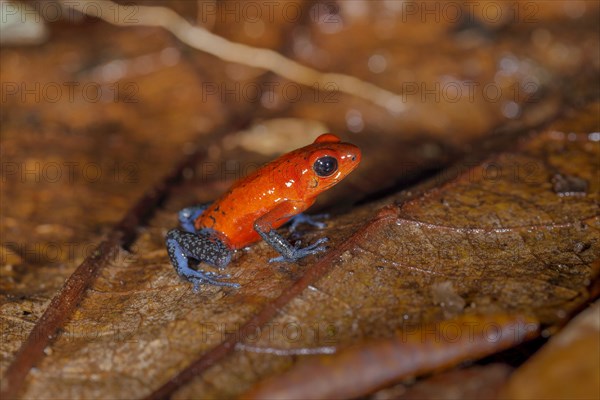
(165, 229, 238, 291)
(260, 231, 328, 263)
(178, 203, 210, 233)
(253, 203, 328, 264)
(287, 213, 329, 232)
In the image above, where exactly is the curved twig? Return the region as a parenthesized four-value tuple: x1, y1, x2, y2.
(62, 0, 407, 113)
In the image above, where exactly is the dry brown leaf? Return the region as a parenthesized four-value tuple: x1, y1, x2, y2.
(1, 2, 599, 399)
(4, 89, 599, 400)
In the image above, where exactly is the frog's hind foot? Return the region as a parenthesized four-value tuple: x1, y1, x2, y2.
(165, 229, 239, 291)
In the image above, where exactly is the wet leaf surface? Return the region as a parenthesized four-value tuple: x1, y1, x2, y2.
(1, 1, 599, 399)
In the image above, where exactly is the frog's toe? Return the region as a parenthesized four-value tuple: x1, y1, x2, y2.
(269, 237, 329, 263)
(269, 255, 286, 263)
(188, 273, 240, 292)
(307, 237, 329, 247)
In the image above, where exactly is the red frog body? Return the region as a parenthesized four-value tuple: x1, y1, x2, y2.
(166, 133, 361, 290)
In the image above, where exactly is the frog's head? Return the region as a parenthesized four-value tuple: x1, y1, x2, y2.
(301, 133, 361, 197)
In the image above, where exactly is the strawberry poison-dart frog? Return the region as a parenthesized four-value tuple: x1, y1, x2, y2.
(166, 133, 361, 290)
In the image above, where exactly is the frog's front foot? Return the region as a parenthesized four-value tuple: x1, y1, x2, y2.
(165, 229, 239, 291)
(268, 237, 329, 263)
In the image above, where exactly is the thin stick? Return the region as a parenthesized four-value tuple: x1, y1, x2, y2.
(62, 0, 407, 114)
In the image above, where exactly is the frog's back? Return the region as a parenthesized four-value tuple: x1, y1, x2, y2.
(195, 153, 305, 248)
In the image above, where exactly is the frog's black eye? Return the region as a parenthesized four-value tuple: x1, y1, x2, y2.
(313, 156, 338, 177)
